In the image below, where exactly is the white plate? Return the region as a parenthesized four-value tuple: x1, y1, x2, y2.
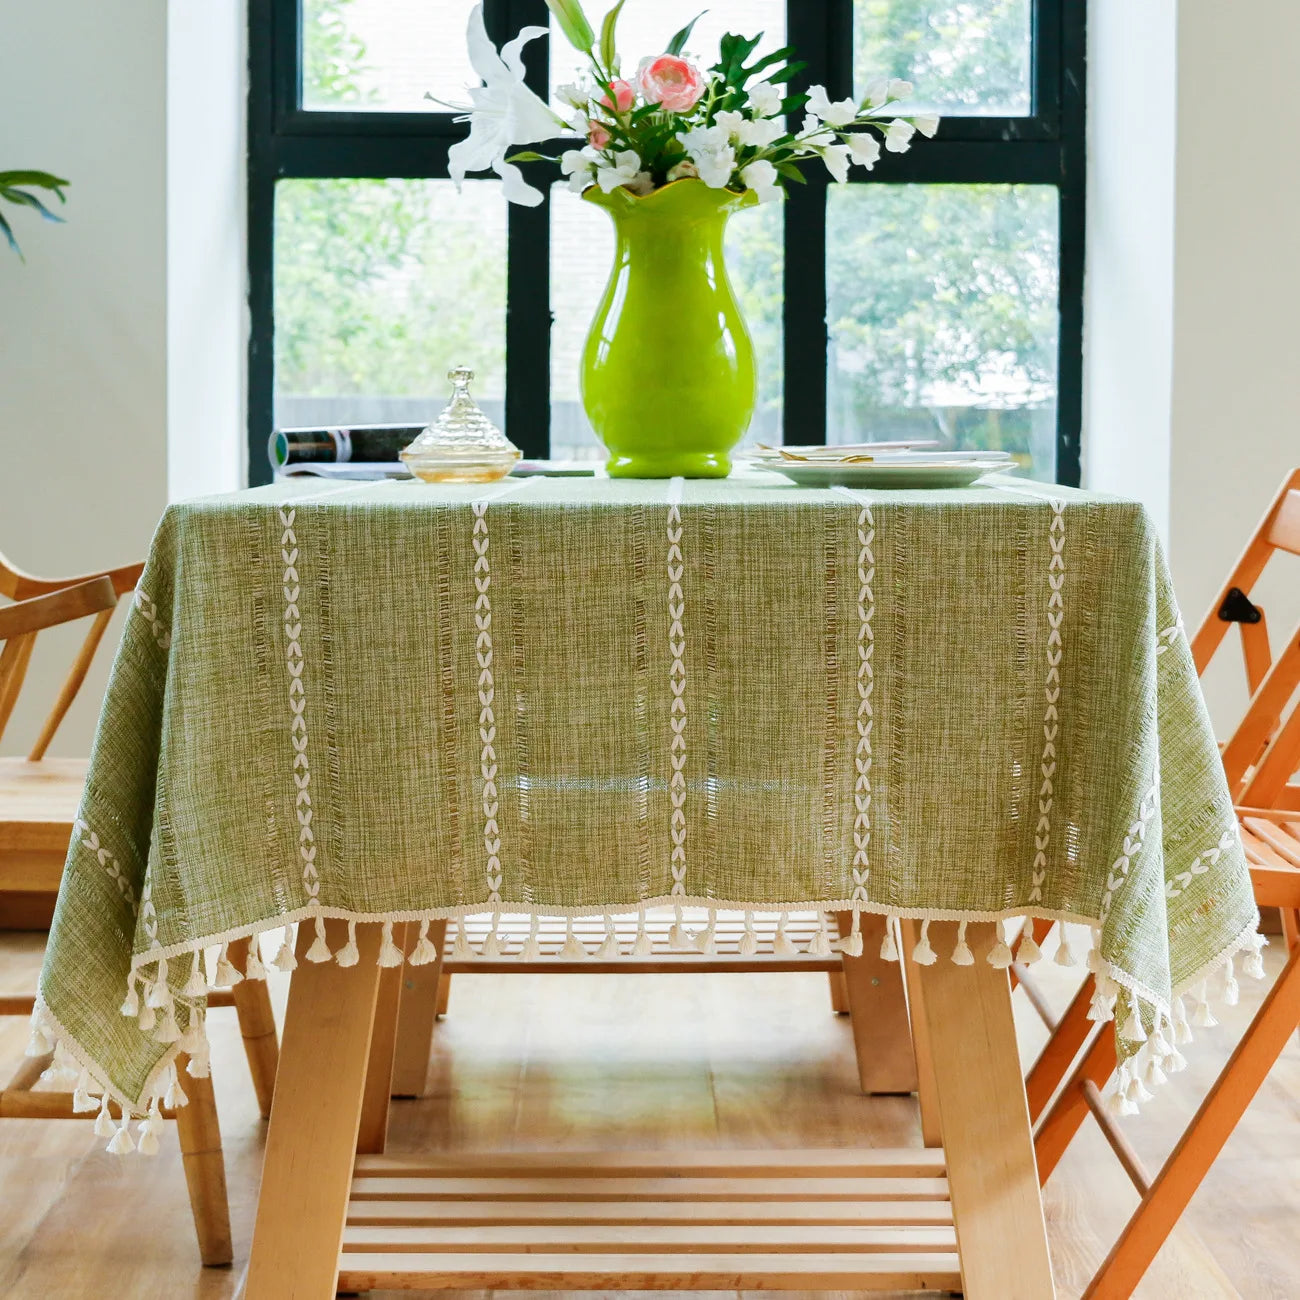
(758, 460, 1010, 490)
(751, 448, 1015, 467)
(751, 440, 939, 460)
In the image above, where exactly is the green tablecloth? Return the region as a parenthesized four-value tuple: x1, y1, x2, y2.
(32, 474, 1260, 1142)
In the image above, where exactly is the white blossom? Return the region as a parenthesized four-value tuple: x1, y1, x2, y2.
(884, 118, 916, 153)
(446, 5, 563, 207)
(888, 78, 914, 101)
(737, 116, 785, 148)
(594, 148, 653, 194)
(740, 159, 783, 203)
(748, 80, 783, 117)
(807, 83, 858, 128)
(713, 110, 747, 140)
(800, 113, 837, 148)
(818, 142, 852, 183)
(556, 81, 591, 110)
(560, 146, 598, 192)
(847, 132, 882, 169)
(677, 125, 738, 188)
(912, 113, 940, 138)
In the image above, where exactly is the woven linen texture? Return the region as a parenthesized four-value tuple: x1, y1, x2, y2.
(38, 475, 1258, 1108)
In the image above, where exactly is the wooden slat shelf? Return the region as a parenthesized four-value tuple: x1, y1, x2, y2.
(340, 1148, 960, 1292)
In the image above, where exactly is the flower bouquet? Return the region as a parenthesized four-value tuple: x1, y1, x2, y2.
(444, 1, 939, 477)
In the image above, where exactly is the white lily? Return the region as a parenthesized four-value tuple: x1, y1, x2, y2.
(912, 113, 941, 138)
(556, 81, 590, 110)
(749, 80, 783, 117)
(594, 149, 653, 194)
(807, 84, 858, 128)
(446, 4, 564, 207)
(818, 142, 852, 183)
(740, 159, 783, 203)
(884, 118, 916, 153)
(560, 146, 597, 193)
(846, 132, 882, 169)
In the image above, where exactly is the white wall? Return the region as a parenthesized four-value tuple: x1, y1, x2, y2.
(1087, 0, 1300, 734)
(0, 0, 245, 756)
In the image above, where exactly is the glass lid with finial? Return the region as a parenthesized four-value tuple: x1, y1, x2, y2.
(400, 366, 521, 483)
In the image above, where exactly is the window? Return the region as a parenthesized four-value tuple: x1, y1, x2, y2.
(249, 0, 1084, 483)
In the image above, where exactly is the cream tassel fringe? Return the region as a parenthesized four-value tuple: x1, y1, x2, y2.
(879, 915, 899, 962)
(244, 936, 270, 981)
(911, 918, 937, 966)
(273, 924, 298, 972)
(182, 949, 208, 998)
(305, 912, 332, 963)
(632, 908, 653, 957)
(452, 920, 473, 959)
(1015, 918, 1043, 965)
(668, 905, 690, 950)
(694, 909, 718, 955)
(334, 919, 360, 967)
(987, 923, 1013, 968)
(950, 919, 974, 966)
(378, 919, 406, 966)
(839, 906, 864, 959)
(772, 911, 797, 956)
(561, 916, 588, 960)
(521, 914, 544, 961)
(738, 910, 759, 957)
(409, 919, 440, 966)
(597, 915, 622, 959)
(214, 943, 243, 986)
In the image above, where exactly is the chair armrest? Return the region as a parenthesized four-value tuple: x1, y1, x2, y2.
(0, 576, 118, 640)
(6, 560, 143, 600)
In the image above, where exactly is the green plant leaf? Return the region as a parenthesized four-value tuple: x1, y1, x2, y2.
(667, 10, 706, 56)
(0, 187, 66, 223)
(545, 0, 596, 53)
(740, 45, 796, 79)
(775, 161, 807, 184)
(599, 0, 627, 72)
(0, 170, 69, 193)
(0, 210, 21, 260)
(504, 150, 554, 163)
(764, 61, 806, 86)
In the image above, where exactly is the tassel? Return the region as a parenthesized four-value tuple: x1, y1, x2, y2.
(73, 1068, 97, 1114)
(1192, 996, 1217, 1029)
(214, 943, 243, 986)
(452, 920, 473, 959)
(137, 1099, 164, 1156)
(807, 914, 832, 957)
(136, 1001, 157, 1033)
(951, 919, 974, 966)
(561, 917, 588, 960)
(183, 1008, 210, 1078)
(695, 909, 718, 955)
(597, 915, 622, 959)
(378, 919, 406, 966)
(1119, 991, 1147, 1043)
(152, 1002, 181, 1044)
(1165, 1045, 1188, 1073)
(1016, 919, 1043, 965)
(1086, 925, 1105, 973)
(273, 924, 298, 972)
(182, 950, 208, 998)
(1145, 1054, 1167, 1089)
(668, 905, 690, 950)
(93, 1093, 116, 1139)
(146, 957, 171, 1008)
(244, 937, 269, 981)
(305, 912, 333, 963)
(839, 907, 864, 958)
(1221, 956, 1239, 1006)
(1172, 996, 1193, 1044)
(1126, 1071, 1154, 1106)
(738, 910, 759, 957)
(164, 1067, 188, 1110)
(1054, 930, 1076, 967)
(879, 916, 899, 962)
(480, 915, 504, 958)
(119, 969, 140, 1018)
(1243, 935, 1267, 980)
(409, 919, 439, 966)
(335, 919, 360, 967)
(520, 915, 544, 961)
(632, 908, 653, 957)
(987, 925, 1013, 969)
(772, 911, 797, 956)
(106, 1114, 135, 1155)
(911, 918, 937, 966)
(25, 1019, 53, 1057)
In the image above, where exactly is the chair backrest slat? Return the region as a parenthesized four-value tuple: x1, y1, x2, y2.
(1265, 488, 1300, 555)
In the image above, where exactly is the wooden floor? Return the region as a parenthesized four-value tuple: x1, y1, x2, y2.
(0, 928, 1296, 1298)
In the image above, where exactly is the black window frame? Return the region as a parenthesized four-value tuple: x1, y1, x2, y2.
(248, 0, 1085, 485)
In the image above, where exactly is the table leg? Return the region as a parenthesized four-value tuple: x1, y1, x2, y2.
(915, 921, 1055, 1299)
(243, 918, 383, 1300)
(835, 911, 918, 1094)
(390, 918, 447, 1098)
(900, 919, 943, 1148)
(357, 923, 407, 1154)
(174, 1051, 233, 1267)
(227, 936, 280, 1120)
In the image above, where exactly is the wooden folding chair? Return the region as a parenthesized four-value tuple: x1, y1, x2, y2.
(0, 549, 279, 1265)
(1024, 470, 1300, 1295)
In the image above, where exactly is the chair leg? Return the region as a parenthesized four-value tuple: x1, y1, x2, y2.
(1085, 946, 1300, 1299)
(357, 924, 407, 1155)
(1034, 1016, 1117, 1185)
(1025, 975, 1096, 1124)
(174, 1052, 233, 1267)
(227, 936, 280, 1120)
(899, 919, 942, 1147)
(391, 919, 447, 1098)
(437, 971, 452, 1016)
(826, 970, 850, 1014)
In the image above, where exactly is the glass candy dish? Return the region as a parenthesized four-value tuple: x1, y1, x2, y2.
(400, 367, 520, 483)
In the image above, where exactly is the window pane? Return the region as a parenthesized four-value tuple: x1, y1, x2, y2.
(826, 184, 1058, 481)
(550, 186, 783, 460)
(302, 0, 478, 112)
(854, 1, 1032, 117)
(550, 0, 785, 109)
(274, 179, 506, 431)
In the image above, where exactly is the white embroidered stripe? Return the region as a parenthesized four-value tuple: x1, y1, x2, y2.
(132, 587, 171, 651)
(472, 500, 503, 906)
(278, 507, 319, 904)
(666, 477, 688, 899)
(1029, 500, 1066, 905)
(70, 817, 138, 912)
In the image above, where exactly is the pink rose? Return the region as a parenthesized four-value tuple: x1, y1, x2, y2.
(601, 78, 635, 112)
(636, 54, 705, 114)
(588, 121, 611, 148)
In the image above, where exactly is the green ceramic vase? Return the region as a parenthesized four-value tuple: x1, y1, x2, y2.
(581, 179, 758, 478)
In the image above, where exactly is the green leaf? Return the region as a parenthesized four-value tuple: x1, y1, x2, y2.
(545, 0, 596, 53)
(0, 188, 66, 223)
(0, 170, 69, 193)
(599, 0, 627, 72)
(776, 161, 807, 184)
(504, 150, 554, 164)
(0, 209, 21, 260)
(667, 10, 707, 56)
(764, 61, 806, 86)
(740, 45, 796, 79)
